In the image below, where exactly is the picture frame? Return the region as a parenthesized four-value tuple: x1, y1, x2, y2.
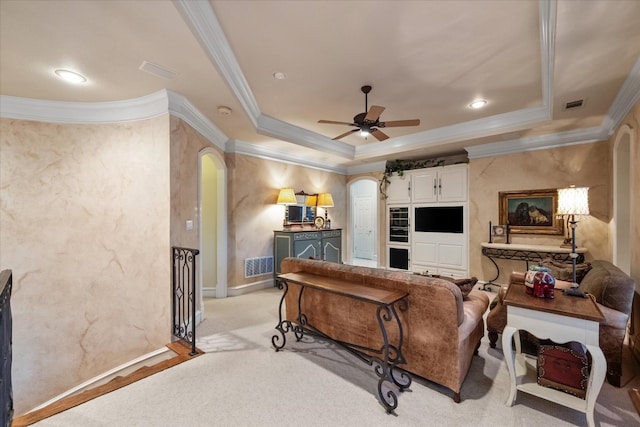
(498, 189, 563, 235)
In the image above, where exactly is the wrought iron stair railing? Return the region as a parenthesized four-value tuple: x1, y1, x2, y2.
(171, 247, 200, 356)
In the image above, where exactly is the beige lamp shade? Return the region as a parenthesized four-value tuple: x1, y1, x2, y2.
(557, 186, 590, 216)
(276, 188, 297, 205)
(317, 193, 334, 208)
(305, 194, 318, 207)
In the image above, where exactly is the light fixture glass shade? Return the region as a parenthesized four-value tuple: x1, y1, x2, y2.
(317, 193, 334, 208)
(557, 186, 590, 216)
(276, 188, 297, 205)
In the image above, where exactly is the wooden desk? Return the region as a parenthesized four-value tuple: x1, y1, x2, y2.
(502, 285, 605, 427)
(272, 272, 411, 414)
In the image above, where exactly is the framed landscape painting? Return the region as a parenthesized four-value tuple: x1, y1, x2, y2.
(498, 189, 563, 235)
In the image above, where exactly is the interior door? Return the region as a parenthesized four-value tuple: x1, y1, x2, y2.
(354, 196, 374, 259)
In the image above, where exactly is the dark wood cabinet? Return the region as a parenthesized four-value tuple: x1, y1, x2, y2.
(274, 229, 342, 276)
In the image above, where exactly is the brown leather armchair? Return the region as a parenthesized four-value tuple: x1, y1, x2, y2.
(486, 260, 636, 387)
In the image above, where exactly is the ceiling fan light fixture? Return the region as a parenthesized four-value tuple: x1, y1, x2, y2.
(54, 69, 87, 84)
(469, 99, 488, 109)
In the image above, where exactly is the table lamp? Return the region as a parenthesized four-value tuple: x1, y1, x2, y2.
(317, 193, 334, 224)
(276, 188, 297, 227)
(556, 185, 589, 284)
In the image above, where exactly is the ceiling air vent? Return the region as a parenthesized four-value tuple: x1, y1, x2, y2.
(564, 99, 585, 110)
(139, 61, 176, 80)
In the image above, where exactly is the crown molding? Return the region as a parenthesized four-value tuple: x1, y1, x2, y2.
(0, 91, 168, 124)
(602, 56, 640, 133)
(173, 0, 260, 127)
(539, 0, 556, 109)
(465, 126, 608, 159)
(226, 139, 347, 174)
(346, 161, 387, 176)
(256, 114, 355, 159)
(355, 105, 550, 159)
(166, 90, 228, 151)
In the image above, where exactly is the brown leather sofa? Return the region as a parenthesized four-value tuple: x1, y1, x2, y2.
(486, 260, 636, 387)
(280, 257, 490, 402)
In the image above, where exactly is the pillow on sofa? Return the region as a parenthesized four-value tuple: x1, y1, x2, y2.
(448, 276, 478, 299)
(541, 258, 592, 283)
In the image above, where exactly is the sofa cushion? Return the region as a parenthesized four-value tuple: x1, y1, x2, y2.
(541, 257, 592, 283)
(579, 260, 635, 315)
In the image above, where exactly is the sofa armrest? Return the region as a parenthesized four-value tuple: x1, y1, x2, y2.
(596, 302, 629, 330)
(510, 271, 526, 286)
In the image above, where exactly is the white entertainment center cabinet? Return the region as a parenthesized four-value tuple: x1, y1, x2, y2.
(386, 163, 469, 279)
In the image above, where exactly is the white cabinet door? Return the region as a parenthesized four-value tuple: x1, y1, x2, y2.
(411, 169, 438, 203)
(385, 174, 411, 204)
(438, 164, 467, 202)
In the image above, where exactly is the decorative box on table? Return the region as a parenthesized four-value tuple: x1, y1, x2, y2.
(537, 341, 590, 399)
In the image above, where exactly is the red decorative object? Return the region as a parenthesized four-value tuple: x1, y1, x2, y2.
(524, 266, 556, 298)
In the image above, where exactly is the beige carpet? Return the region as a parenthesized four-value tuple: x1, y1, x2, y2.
(33, 287, 640, 426)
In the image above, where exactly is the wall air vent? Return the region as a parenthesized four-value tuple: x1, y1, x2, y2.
(244, 256, 274, 278)
(564, 99, 585, 110)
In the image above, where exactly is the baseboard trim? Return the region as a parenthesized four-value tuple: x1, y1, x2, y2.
(228, 278, 274, 297)
(25, 346, 174, 414)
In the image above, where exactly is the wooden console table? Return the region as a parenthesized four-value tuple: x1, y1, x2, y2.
(502, 285, 605, 427)
(481, 242, 587, 284)
(272, 272, 412, 414)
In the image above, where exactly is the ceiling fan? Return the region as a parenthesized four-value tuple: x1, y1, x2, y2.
(318, 85, 420, 141)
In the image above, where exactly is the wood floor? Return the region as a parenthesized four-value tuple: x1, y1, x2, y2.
(11, 340, 203, 427)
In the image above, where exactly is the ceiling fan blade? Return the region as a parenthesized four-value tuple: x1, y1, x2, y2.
(333, 129, 359, 140)
(364, 105, 385, 122)
(318, 120, 355, 126)
(371, 129, 389, 141)
(382, 119, 420, 127)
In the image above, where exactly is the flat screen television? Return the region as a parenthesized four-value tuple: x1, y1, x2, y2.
(414, 206, 463, 234)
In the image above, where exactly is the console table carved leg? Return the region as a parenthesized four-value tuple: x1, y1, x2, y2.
(273, 273, 412, 415)
(272, 280, 292, 351)
(373, 301, 412, 414)
(502, 325, 518, 406)
(584, 345, 606, 427)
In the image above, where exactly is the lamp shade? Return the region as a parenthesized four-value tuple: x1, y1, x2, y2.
(305, 195, 318, 207)
(317, 193, 334, 208)
(276, 188, 297, 205)
(557, 186, 590, 216)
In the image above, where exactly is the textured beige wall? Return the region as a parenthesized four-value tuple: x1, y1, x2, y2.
(169, 118, 347, 288)
(226, 153, 347, 286)
(0, 116, 171, 414)
(170, 117, 221, 249)
(469, 141, 612, 283)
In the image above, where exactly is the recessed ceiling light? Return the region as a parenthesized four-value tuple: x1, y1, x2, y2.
(54, 69, 87, 84)
(217, 106, 232, 116)
(469, 99, 487, 109)
(273, 71, 287, 80)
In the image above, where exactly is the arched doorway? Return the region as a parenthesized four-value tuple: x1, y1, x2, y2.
(613, 124, 634, 275)
(348, 178, 379, 266)
(199, 148, 228, 302)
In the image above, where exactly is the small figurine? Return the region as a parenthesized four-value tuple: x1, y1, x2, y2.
(524, 264, 556, 298)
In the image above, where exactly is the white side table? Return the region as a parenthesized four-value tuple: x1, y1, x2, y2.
(502, 285, 605, 427)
